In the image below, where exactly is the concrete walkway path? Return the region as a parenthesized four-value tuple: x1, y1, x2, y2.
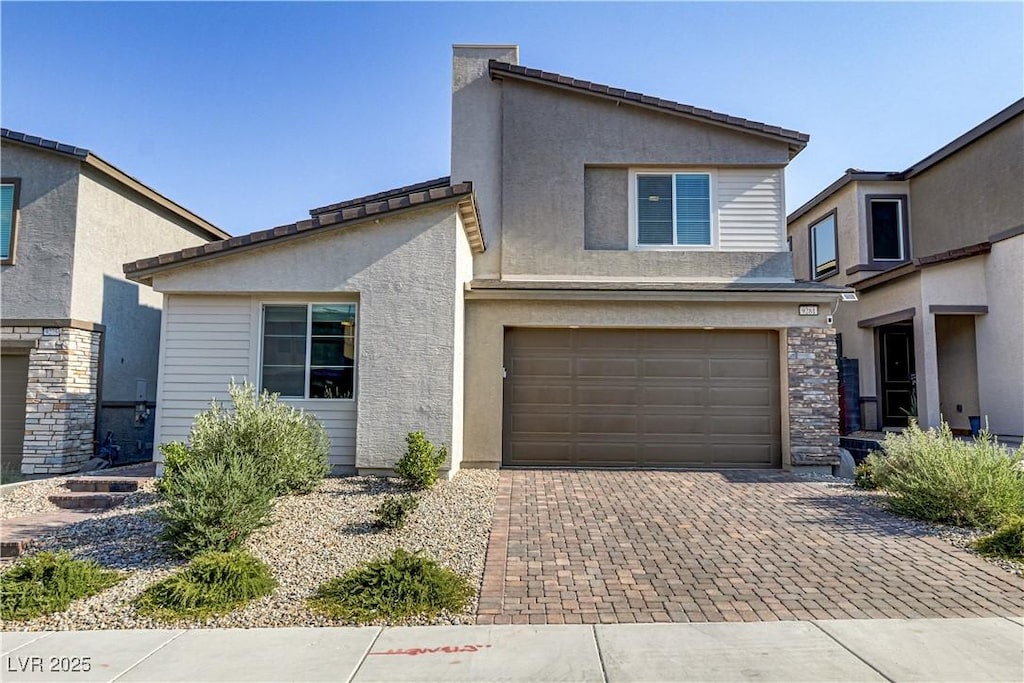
(3, 617, 1022, 682)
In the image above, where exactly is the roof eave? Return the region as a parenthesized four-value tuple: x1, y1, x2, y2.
(125, 185, 483, 284)
(488, 63, 809, 154)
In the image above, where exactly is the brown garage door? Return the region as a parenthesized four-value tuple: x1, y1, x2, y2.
(503, 328, 781, 468)
(1, 352, 30, 472)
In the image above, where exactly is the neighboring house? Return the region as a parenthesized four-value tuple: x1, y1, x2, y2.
(1, 129, 229, 474)
(787, 99, 1023, 439)
(124, 45, 850, 476)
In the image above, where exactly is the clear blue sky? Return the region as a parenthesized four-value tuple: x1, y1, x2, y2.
(2, 2, 1021, 236)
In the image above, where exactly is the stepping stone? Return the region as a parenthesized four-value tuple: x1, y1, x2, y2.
(0, 511, 98, 558)
(66, 477, 140, 493)
(47, 491, 130, 511)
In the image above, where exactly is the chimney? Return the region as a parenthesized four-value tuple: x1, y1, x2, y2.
(451, 44, 518, 279)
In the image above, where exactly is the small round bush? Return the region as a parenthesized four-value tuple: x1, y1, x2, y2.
(854, 459, 879, 490)
(307, 549, 473, 623)
(395, 431, 447, 490)
(972, 516, 1024, 560)
(1, 552, 124, 621)
(159, 450, 276, 558)
(374, 493, 420, 530)
(136, 550, 276, 620)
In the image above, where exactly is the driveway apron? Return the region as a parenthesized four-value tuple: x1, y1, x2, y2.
(477, 469, 1024, 625)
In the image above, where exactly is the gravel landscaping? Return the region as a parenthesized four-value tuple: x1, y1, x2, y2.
(1, 471, 499, 631)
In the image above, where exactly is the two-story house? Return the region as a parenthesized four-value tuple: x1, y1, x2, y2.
(1, 129, 229, 475)
(787, 100, 1023, 440)
(123, 45, 849, 475)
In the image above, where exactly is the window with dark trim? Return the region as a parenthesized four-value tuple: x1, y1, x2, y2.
(260, 303, 356, 399)
(866, 195, 909, 263)
(810, 210, 838, 280)
(1, 178, 21, 265)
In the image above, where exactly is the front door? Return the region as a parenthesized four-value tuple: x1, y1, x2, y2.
(878, 324, 916, 428)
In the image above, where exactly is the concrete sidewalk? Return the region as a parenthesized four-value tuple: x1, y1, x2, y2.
(3, 618, 1022, 682)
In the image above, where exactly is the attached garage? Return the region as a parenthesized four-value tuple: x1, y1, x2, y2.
(1, 351, 30, 471)
(502, 327, 781, 468)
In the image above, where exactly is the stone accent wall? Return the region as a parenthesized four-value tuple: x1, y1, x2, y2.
(787, 327, 840, 467)
(1, 325, 102, 474)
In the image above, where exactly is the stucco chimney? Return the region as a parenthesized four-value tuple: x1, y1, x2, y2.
(451, 44, 518, 279)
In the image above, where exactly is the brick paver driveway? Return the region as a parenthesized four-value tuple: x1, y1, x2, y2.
(477, 469, 1024, 625)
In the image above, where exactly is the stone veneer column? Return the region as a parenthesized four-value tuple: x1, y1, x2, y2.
(787, 327, 839, 467)
(7, 326, 102, 474)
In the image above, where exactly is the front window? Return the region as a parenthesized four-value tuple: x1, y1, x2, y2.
(868, 197, 907, 262)
(635, 172, 712, 247)
(1, 179, 20, 264)
(810, 211, 838, 279)
(261, 303, 356, 399)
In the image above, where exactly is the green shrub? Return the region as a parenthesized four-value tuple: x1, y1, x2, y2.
(870, 420, 1024, 527)
(854, 460, 879, 490)
(136, 550, 276, 620)
(1, 552, 124, 621)
(374, 493, 420, 530)
(972, 516, 1024, 560)
(162, 381, 330, 498)
(156, 441, 192, 497)
(394, 431, 448, 490)
(160, 450, 275, 558)
(307, 548, 473, 622)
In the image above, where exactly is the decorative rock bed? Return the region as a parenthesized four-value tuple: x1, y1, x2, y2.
(1, 471, 500, 631)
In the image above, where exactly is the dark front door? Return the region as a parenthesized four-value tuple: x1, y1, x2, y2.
(879, 324, 916, 428)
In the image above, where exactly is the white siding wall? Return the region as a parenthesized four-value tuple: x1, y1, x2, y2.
(717, 168, 785, 252)
(154, 294, 357, 471)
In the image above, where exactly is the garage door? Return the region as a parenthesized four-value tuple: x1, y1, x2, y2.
(1, 352, 30, 472)
(502, 328, 781, 468)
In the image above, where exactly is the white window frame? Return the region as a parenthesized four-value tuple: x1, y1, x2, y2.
(810, 211, 839, 281)
(627, 168, 718, 251)
(257, 302, 358, 401)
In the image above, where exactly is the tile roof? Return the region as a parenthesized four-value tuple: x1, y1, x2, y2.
(124, 180, 483, 281)
(310, 176, 451, 216)
(488, 61, 810, 152)
(1, 128, 90, 158)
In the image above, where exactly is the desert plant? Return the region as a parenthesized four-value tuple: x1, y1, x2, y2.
(868, 420, 1024, 527)
(1, 552, 124, 621)
(156, 441, 192, 497)
(159, 450, 275, 558)
(971, 516, 1024, 560)
(136, 550, 276, 620)
(853, 459, 879, 489)
(373, 493, 420, 530)
(307, 548, 473, 622)
(394, 431, 447, 490)
(162, 381, 330, 498)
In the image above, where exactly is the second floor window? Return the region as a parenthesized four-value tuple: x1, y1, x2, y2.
(1, 179, 20, 264)
(810, 211, 838, 280)
(635, 172, 712, 247)
(261, 303, 356, 399)
(868, 196, 908, 262)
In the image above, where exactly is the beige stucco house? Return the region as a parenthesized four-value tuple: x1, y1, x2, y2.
(1, 129, 229, 474)
(125, 46, 851, 475)
(787, 99, 1023, 439)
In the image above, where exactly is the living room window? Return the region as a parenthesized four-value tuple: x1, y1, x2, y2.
(1, 178, 21, 265)
(260, 303, 356, 399)
(632, 171, 714, 248)
(867, 195, 909, 263)
(810, 210, 838, 280)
